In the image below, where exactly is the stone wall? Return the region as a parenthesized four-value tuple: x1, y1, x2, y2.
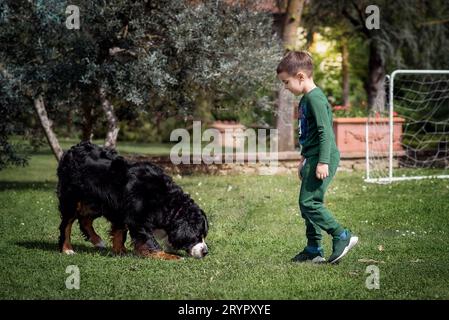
(126, 151, 375, 175)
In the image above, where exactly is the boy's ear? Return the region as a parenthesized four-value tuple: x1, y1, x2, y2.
(295, 71, 305, 80)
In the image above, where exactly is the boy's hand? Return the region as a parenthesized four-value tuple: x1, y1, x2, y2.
(316, 163, 329, 180)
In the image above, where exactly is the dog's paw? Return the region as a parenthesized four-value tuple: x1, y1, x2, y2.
(138, 250, 182, 261)
(155, 252, 183, 261)
(112, 247, 128, 256)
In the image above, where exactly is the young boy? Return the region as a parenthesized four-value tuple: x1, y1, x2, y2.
(277, 51, 358, 264)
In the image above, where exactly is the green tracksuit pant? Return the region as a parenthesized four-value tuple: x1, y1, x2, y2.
(299, 150, 344, 248)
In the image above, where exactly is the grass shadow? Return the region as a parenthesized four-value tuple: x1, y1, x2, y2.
(14, 240, 110, 256)
(0, 181, 57, 192)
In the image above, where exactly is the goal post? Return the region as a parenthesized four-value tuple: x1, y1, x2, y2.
(365, 70, 449, 183)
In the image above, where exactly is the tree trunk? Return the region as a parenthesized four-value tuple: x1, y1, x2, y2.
(99, 87, 119, 149)
(276, 0, 306, 152)
(282, 0, 305, 49)
(366, 41, 386, 112)
(341, 37, 350, 107)
(81, 104, 94, 141)
(33, 95, 63, 161)
(276, 89, 295, 152)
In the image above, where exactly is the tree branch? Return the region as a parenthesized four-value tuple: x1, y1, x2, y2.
(351, 0, 366, 27)
(99, 87, 119, 149)
(342, 3, 370, 37)
(33, 95, 63, 161)
(419, 18, 449, 26)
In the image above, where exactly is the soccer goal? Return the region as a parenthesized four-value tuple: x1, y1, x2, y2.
(365, 70, 449, 183)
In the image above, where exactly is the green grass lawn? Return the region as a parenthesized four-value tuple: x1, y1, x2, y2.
(1, 142, 449, 299)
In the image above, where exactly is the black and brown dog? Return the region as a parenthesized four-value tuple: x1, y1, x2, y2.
(56, 141, 208, 260)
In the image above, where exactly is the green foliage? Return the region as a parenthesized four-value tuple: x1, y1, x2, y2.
(165, 1, 282, 122)
(347, 36, 370, 108)
(393, 76, 449, 152)
(307, 0, 449, 71)
(0, 0, 282, 158)
(332, 106, 367, 118)
(212, 105, 241, 122)
(302, 9, 371, 110)
(304, 0, 449, 114)
(310, 34, 343, 105)
(118, 112, 186, 144)
(304, 32, 369, 113)
(0, 73, 33, 169)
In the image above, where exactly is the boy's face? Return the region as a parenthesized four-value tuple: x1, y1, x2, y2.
(277, 71, 306, 96)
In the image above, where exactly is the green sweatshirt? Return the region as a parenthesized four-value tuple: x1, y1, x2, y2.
(298, 87, 338, 164)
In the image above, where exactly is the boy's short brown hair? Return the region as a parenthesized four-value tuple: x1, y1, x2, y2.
(276, 51, 313, 77)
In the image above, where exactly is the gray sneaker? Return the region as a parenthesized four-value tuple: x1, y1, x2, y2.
(291, 248, 326, 264)
(328, 230, 359, 264)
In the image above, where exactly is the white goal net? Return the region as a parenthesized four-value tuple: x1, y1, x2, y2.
(366, 70, 449, 183)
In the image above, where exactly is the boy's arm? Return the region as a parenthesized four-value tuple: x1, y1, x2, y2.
(308, 95, 332, 164)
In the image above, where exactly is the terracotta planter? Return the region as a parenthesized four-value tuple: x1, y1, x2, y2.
(333, 117, 405, 158)
(209, 120, 246, 149)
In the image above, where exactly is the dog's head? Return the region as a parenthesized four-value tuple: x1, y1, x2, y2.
(125, 161, 209, 258)
(167, 203, 209, 259)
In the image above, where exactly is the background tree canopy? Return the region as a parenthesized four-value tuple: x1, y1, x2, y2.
(1, 0, 448, 168)
(305, 0, 449, 111)
(0, 0, 282, 167)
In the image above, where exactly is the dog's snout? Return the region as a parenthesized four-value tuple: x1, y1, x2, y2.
(190, 242, 208, 258)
